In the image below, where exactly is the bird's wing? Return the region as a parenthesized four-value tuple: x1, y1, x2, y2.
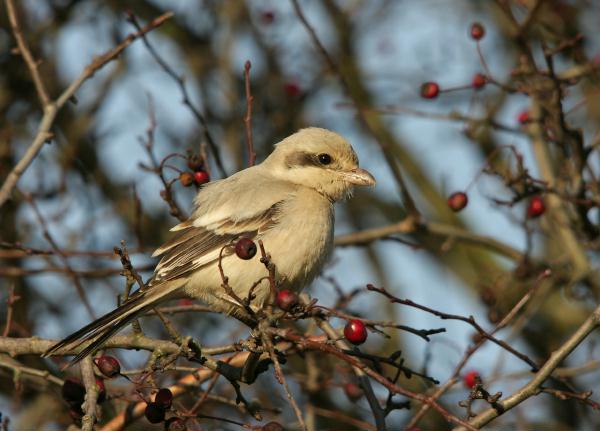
(151, 172, 295, 284)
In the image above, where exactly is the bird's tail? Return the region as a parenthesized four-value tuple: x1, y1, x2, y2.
(43, 280, 184, 366)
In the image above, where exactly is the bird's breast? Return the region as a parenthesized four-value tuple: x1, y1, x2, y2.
(263, 190, 334, 290)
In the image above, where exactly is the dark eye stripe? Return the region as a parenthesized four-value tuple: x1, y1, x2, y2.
(285, 151, 326, 168)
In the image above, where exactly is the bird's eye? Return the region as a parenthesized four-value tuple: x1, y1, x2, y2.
(318, 153, 332, 165)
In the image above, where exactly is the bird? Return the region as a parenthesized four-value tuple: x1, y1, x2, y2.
(44, 127, 375, 364)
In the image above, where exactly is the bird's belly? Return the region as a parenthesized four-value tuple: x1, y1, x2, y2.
(185, 195, 333, 312)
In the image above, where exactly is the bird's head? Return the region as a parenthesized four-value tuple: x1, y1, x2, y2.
(264, 128, 375, 202)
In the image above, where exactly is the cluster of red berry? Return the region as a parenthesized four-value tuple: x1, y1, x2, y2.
(94, 356, 184, 428)
(179, 154, 210, 187)
(420, 23, 489, 100)
(144, 387, 183, 429)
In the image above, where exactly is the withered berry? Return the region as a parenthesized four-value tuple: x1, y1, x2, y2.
(94, 355, 121, 378)
(144, 402, 166, 424)
(155, 387, 173, 409)
(179, 172, 194, 187)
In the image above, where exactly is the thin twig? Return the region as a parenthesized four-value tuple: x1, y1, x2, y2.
(5, 0, 50, 106)
(243, 60, 256, 167)
(261, 331, 307, 431)
(2, 285, 19, 337)
(290, 0, 420, 218)
(453, 307, 599, 430)
(367, 284, 539, 370)
(126, 12, 227, 177)
(80, 357, 99, 431)
(0, 11, 174, 208)
(23, 192, 96, 319)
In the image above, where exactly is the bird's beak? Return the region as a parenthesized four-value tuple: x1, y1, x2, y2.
(341, 168, 376, 186)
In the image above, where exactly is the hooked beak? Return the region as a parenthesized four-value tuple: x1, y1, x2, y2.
(341, 167, 376, 186)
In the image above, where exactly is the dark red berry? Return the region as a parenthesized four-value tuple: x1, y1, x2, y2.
(187, 154, 204, 172)
(283, 81, 301, 98)
(420, 82, 440, 99)
(155, 388, 173, 409)
(193, 170, 210, 185)
(145, 402, 166, 424)
(69, 408, 83, 420)
(96, 378, 106, 403)
(343, 382, 363, 401)
(463, 370, 480, 389)
(62, 378, 86, 405)
(94, 355, 121, 378)
(260, 10, 275, 25)
(262, 422, 284, 431)
(470, 22, 485, 40)
(235, 237, 257, 260)
(179, 172, 194, 187)
(344, 319, 368, 345)
(276, 289, 298, 311)
(165, 417, 187, 431)
(527, 196, 545, 218)
(447, 192, 468, 212)
(472, 73, 487, 89)
(518, 110, 530, 124)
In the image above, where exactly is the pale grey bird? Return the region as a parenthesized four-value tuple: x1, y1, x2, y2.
(45, 127, 375, 363)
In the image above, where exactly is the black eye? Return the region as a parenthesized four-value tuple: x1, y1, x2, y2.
(318, 153, 332, 165)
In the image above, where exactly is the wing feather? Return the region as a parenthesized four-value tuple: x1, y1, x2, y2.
(150, 201, 283, 285)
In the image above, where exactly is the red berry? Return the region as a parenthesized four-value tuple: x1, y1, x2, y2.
(276, 289, 298, 311)
(344, 319, 368, 345)
(179, 172, 194, 187)
(235, 237, 257, 260)
(420, 82, 440, 99)
(463, 370, 480, 389)
(62, 378, 86, 405)
(94, 355, 121, 378)
(517, 110, 530, 124)
(343, 382, 363, 401)
(193, 170, 210, 185)
(472, 73, 487, 89)
(187, 154, 204, 171)
(96, 378, 106, 403)
(447, 192, 468, 212)
(527, 196, 545, 218)
(177, 298, 193, 306)
(155, 388, 173, 409)
(144, 402, 166, 424)
(69, 408, 83, 419)
(470, 22, 485, 40)
(260, 10, 275, 24)
(283, 81, 301, 98)
(262, 422, 284, 431)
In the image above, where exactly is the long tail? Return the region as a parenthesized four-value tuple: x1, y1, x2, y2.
(43, 280, 185, 366)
